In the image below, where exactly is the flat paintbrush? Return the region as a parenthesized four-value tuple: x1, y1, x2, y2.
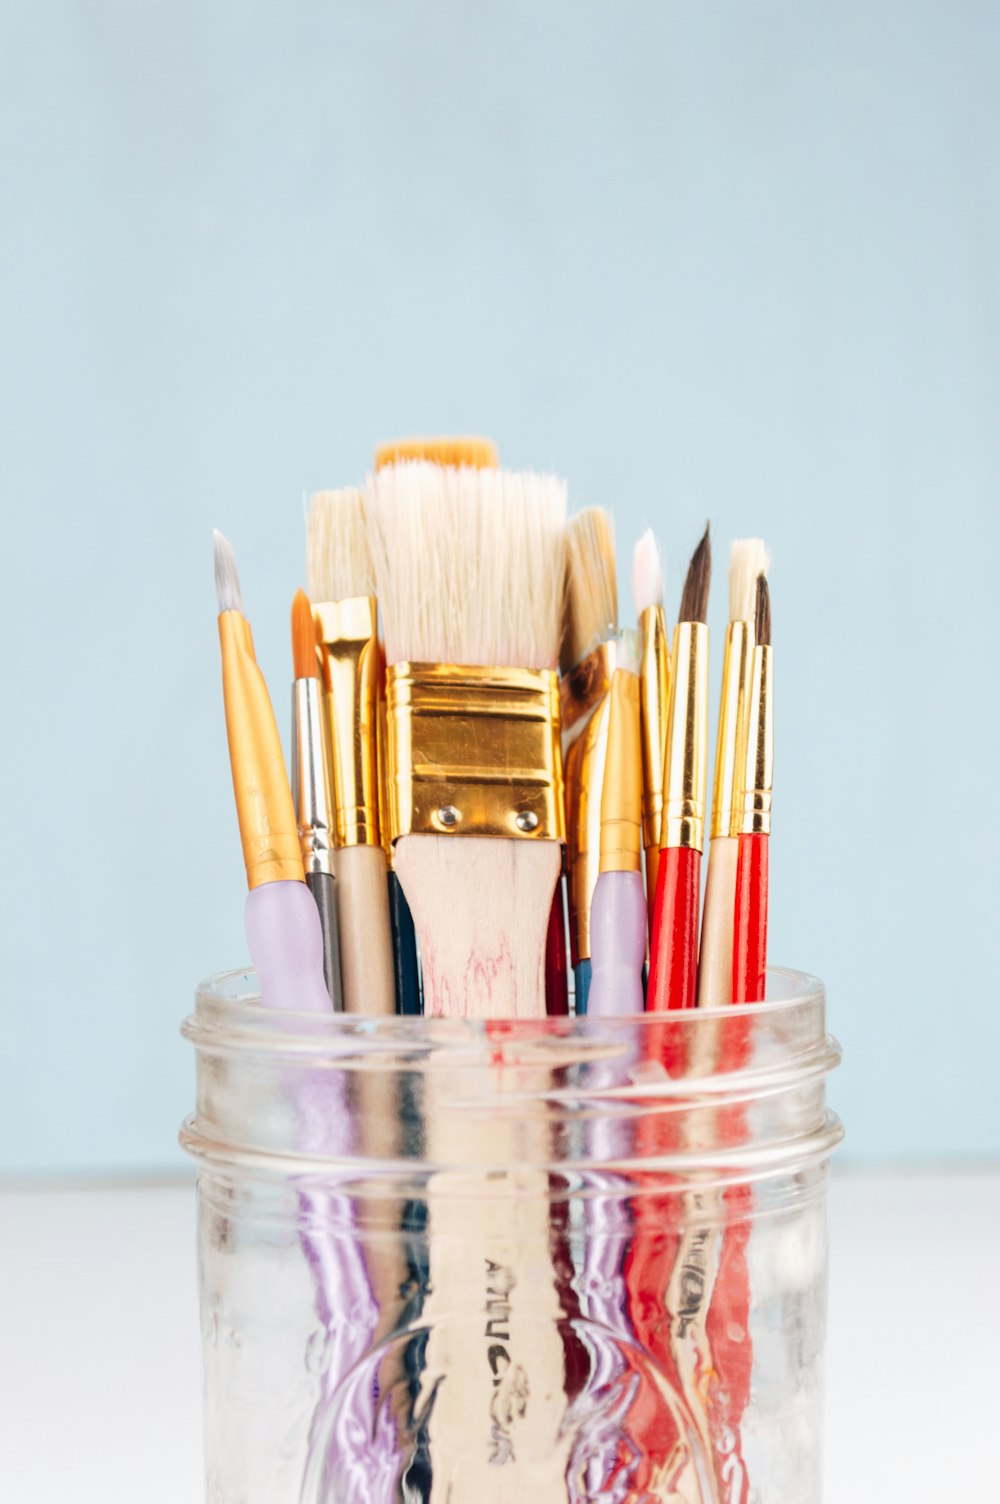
(560, 507, 618, 1014)
(306, 489, 395, 1016)
(648, 525, 712, 1011)
(697, 538, 769, 1007)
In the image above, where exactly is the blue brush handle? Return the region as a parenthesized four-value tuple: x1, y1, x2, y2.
(574, 958, 592, 1015)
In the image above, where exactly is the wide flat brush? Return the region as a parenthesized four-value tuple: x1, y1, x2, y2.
(633, 529, 670, 944)
(212, 531, 330, 1014)
(290, 588, 344, 1009)
(560, 507, 618, 1013)
(697, 539, 769, 1007)
(648, 526, 712, 1012)
(369, 460, 567, 1019)
(307, 489, 395, 1016)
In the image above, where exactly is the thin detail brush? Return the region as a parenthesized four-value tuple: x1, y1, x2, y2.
(307, 489, 396, 1016)
(560, 507, 618, 1013)
(212, 532, 329, 1014)
(290, 588, 344, 1009)
(733, 573, 772, 1003)
(648, 525, 712, 1011)
(698, 539, 769, 1007)
(633, 529, 670, 943)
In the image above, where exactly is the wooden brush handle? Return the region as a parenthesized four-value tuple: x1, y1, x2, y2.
(334, 844, 396, 1016)
(697, 835, 739, 1008)
(393, 836, 561, 1019)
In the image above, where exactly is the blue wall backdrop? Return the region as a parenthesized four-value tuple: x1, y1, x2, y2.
(2, 2, 998, 1174)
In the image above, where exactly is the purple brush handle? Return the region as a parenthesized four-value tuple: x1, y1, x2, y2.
(587, 869, 647, 1018)
(244, 879, 332, 1014)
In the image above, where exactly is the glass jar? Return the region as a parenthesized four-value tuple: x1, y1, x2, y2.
(181, 967, 841, 1504)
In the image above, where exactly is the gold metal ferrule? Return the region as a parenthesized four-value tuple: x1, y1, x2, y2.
(737, 642, 773, 835)
(218, 610, 304, 890)
(711, 620, 754, 840)
(313, 596, 380, 849)
(561, 640, 615, 964)
(661, 621, 709, 852)
(385, 662, 565, 843)
(599, 669, 642, 873)
(291, 677, 335, 878)
(638, 604, 670, 852)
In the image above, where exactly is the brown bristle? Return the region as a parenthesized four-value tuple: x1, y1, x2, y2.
(678, 523, 712, 624)
(560, 507, 617, 673)
(374, 436, 499, 471)
(291, 588, 320, 680)
(755, 572, 771, 647)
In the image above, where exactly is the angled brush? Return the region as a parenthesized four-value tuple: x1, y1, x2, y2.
(560, 507, 618, 1013)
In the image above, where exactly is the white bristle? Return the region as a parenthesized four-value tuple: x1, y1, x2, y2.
(212, 529, 243, 614)
(728, 537, 771, 622)
(306, 487, 375, 603)
(561, 507, 617, 672)
(367, 461, 567, 669)
(631, 528, 664, 616)
(616, 626, 640, 677)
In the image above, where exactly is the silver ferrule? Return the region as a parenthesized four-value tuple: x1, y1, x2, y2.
(291, 678, 336, 877)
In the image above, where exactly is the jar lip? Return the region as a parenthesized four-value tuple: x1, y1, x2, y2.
(184, 964, 826, 1054)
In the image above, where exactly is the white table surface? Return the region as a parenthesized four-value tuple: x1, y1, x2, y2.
(1, 1170, 996, 1501)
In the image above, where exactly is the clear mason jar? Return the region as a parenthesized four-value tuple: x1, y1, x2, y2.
(180, 966, 842, 1504)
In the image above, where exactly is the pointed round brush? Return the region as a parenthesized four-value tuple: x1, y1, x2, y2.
(733, 574, 772, 1002)
(632, 529, 670, 943)
(290, 588, 344, 1009)
(647, 525, 712, 1012)
(212, 532, 330, 1014)
(697, 539, 769, 1007)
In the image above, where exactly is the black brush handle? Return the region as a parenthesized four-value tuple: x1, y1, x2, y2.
(388, 870, 422, 1015)
(305, 870, 344, 1011)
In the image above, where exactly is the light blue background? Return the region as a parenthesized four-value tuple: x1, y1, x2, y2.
(2, 2, 997, 1176)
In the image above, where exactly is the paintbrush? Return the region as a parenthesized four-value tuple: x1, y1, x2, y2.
(733, 572, 772, 1003)
(587, 629, 646, 1017)
(290, 587, 344, 1009)
(369, 460, 567, 1018)
(633, 529, 671, 945)
(373, 436, 505, 1017)
(212, 531, 329, 1014)
(560, 507, 618, 1014)
(306, 488, 395, 1017)
(697, 539, 769, 1008)
(648, 525, 712, 1012)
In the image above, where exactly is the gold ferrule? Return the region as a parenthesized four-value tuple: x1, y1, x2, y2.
(638, 604, 670, 852)
(737, 643, 773, 836)
(313, 596, 380, 848)
(291, 677, 335, 877)
(218, 611, 304, 889)
(385, 662, 565, 843)
(661, 621, 709, 852)
(599, 670, 642, 873)
(561, 642, 615, 963)
(711, 620, 754, 840)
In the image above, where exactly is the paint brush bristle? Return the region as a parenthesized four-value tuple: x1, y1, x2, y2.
(375, 436, 499, 471)
(728, 538, 770, 623)
(306, 487, 375, 604)
(561, 507, 617, 673)
(615, 627, 641, 677)
(632, 528, 665, 617)
(678, 524, 712, 624)
(291, 588, 319, 680)
(368, 462, 567, 669)
(213, 529, 243, 615)
(755, 573, 771, 647)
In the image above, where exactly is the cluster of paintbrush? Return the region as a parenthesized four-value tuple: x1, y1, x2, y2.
(210, 436, 774, 1500)
(214, 449, 772, 1024)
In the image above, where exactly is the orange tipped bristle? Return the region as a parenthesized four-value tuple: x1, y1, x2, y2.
(374, 436, 499, 471)
(291, 588, 320, 680)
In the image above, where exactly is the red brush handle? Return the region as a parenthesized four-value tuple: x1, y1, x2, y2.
(544, 877, 569, 1016)
(733, 832, 768, 1003)
(647, 845, 701, 1011)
